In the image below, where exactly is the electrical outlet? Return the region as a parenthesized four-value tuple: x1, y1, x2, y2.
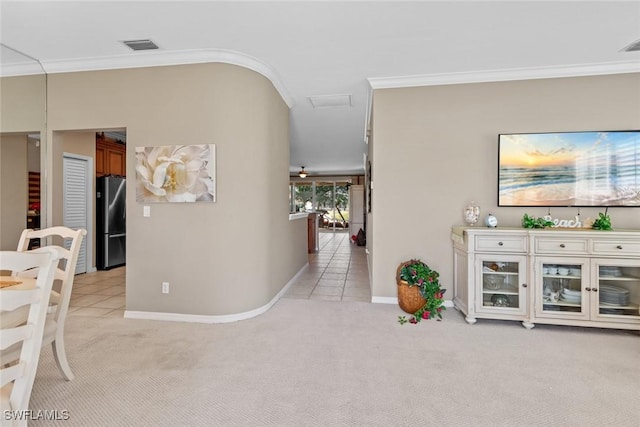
(162, 282, 170, 294)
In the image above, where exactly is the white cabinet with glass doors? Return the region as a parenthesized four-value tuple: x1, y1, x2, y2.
(534, 257, 590, 322)
(534, 256, 640, 327)
(476, 254, 529, 321)
(452, 228, 532, 328)
(529, 230, 640, 330)
(593, 259, 640, 323)
(453, 227, 640, 331)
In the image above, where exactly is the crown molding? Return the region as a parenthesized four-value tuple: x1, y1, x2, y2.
(368, 60, 640, 89)
(2, 48, 294, 108)
(0, 62, 46, 77)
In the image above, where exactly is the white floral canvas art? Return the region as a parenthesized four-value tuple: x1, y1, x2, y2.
(135, 144, 216, 203)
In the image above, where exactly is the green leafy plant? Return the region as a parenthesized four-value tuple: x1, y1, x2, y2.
(398, 260, 446, 324)
(592, 208, 612, 230)
(521, 213, 555, 229)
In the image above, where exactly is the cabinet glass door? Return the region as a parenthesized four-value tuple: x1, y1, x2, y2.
(538, 259, 588, 319)
(595, 262, 640, 321)
(478, 258, 525, 315)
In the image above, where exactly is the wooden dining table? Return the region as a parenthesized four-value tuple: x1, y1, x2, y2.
(0, 275, 36, 329)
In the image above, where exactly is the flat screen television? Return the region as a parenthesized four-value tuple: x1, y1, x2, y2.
(498, 130, 640, 207)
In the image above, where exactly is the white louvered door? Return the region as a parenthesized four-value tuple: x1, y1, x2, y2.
(63, 154, 92, 274)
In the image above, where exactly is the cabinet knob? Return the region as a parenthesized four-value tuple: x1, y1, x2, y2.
(585, 287, 591, 291)
(498, 241, 504, 246)
(559, 243, 566, 248)
(522, 283, 527, 288)
(616, 245, 623, 250)
(592, 288, 598, 293)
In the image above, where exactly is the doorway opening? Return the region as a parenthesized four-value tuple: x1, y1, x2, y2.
(55, 128, 127, 274)
(61, 128, 127, 317)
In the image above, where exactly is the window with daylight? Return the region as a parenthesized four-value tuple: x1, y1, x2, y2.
(289, 179, 351, 231)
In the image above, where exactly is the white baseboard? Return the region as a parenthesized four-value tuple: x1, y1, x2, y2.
(371, 296, 454, 308)
(371, 296, 397, 304)
(124, 262, 310, 324)
(123, 263, 454, 323)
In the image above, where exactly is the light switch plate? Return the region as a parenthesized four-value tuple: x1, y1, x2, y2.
(143, 205, 151, 217)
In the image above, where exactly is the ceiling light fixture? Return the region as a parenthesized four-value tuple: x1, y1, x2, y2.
(298, 166, 308, 178)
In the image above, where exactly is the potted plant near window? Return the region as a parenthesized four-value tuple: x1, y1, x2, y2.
(396, 259, 446, 324)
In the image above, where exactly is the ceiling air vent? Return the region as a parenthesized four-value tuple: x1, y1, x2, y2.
(621, 38, 640, 52)
(308, 94, 352, 108)
(122, 39, 159, 51)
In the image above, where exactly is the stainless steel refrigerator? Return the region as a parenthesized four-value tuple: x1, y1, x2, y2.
(96, 175, 126, 270)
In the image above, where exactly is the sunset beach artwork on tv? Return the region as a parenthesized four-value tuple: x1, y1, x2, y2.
(498, 131, 640, 207)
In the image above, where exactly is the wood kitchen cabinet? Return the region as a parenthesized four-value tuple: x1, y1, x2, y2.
(96, 134, 126, 177)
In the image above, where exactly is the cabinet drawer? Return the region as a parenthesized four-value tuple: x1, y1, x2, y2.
(535, 238, 588, 254)
(592, 240, 640, 256)
(475, 236, 527, 253)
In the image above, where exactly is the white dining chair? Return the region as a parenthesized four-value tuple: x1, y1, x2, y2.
(0, 249, 59, 426)
(3, 226, 87, 381)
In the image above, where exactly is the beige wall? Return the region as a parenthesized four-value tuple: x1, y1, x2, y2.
(370, 73, 640, 300)
(46, 63, 303, 315)
(0, 75, 46, 133)
(2, 62, 306, 317)
(0, 75, 47, 249)
(27, 137, 40, 172)
(265, 92, 310, 297)
(6, 63, 638, 312)
(0, 134, 28, 249)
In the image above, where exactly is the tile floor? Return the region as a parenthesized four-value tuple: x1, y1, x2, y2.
(282, 231, 371, 302)
(68, 230, 370, 318)
(68, 266, 126, 318)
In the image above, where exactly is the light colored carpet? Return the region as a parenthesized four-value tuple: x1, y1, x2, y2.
(30, 299, 639, 426)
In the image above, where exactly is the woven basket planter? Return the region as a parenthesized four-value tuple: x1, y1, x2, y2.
(396, 261, 427, 314)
